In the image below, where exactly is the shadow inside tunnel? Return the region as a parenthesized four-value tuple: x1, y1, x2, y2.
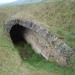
(9, 24, 35, 60)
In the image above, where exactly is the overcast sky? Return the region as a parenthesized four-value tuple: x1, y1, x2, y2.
(0, 0, 17, 4)
(0, 0, 42, 5)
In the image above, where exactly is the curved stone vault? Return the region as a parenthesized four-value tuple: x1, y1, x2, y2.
(5, 19, 74, 66)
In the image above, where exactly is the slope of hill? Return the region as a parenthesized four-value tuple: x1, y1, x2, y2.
(0, 0, 75, 75)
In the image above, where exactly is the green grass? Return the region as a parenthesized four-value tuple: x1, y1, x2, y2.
(0, 0, 75, 75)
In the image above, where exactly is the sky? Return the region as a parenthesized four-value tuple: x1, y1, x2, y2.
(0, 0, 17, 4)
(0, 0, 42, 5)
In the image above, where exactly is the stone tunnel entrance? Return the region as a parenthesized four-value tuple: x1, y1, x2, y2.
(9, 23, 51, 60)
(6, 19, 73, 66)
(10, 24, 36, 59)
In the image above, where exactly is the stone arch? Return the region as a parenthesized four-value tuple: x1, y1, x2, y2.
(5, 19, 74, 66)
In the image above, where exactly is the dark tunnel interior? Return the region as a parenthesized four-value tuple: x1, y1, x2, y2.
(10, 24, 27, 44)
(9, 24, 35, 59)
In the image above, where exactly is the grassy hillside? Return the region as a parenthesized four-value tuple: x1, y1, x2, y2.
(0, 0, 75, 75)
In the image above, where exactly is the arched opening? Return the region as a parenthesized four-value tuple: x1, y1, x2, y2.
(10, 24, 35, 59)
(10, 24, 27, 44)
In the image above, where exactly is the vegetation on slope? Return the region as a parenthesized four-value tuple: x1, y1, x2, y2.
(0, 0, 75, 75)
